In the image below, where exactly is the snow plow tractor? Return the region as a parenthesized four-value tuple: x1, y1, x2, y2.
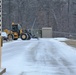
(4, 23, 31, 40)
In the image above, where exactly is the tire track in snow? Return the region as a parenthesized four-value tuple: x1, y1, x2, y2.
(2, 40, 36, 61)
(48, 40, 76, 75)
(23, 41, 40, 62)
(30, 39, 75, 75)
(22, 40, 66, 75)
(3, 39, 76, 75)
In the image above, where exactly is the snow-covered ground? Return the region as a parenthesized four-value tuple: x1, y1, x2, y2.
(53, 37, 68, 41)
(1, 38, 76, 75)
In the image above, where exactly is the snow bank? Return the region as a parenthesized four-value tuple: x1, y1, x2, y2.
(1, 32, 7, 37)
(53, 37, 68, 41)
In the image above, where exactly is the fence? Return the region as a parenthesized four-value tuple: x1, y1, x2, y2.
(53, 31, 76, 39)
(30, 29, 42, 38)
(24, 28, 76, 39)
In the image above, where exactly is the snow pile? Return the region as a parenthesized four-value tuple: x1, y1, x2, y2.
(53, 37, 68, 41)
(1, 32, 7, 37)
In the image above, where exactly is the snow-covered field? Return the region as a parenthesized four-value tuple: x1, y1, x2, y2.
(1, 38, 76, 75)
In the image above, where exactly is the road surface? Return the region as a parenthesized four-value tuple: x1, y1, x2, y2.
(2, 38, 76, 75)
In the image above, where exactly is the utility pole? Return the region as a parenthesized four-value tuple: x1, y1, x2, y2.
(0, 0, 6, 74)
(68, 0, 70, 31)
(31, 18, 36, 30)
(9, 0, 11, 29)
(31, 18, 36, 35)
(47, 1, 50, 27)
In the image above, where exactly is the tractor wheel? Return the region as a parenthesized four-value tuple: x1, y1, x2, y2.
(27, 33, 31, 40)
(8, 34, 13, 41)
(20, 33, 27, 40)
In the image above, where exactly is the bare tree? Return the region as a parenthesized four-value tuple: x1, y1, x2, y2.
(2, 0, 76, 37)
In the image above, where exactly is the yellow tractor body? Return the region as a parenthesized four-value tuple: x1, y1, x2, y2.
(4, 23, 31, 40)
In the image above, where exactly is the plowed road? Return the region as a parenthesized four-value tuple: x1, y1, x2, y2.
(2, 38, 76, 75)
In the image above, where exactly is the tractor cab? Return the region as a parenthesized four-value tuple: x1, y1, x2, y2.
(12, 23, 22, 36)
(12, 24, 21, 32)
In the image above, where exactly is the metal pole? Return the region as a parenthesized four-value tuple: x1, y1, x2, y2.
(31, 18, 36, 30)
(0, 0, 2, 69)
(31, 18, 36, 35)
(9, 0, 11, 29)
(68, 0, 69, 31)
